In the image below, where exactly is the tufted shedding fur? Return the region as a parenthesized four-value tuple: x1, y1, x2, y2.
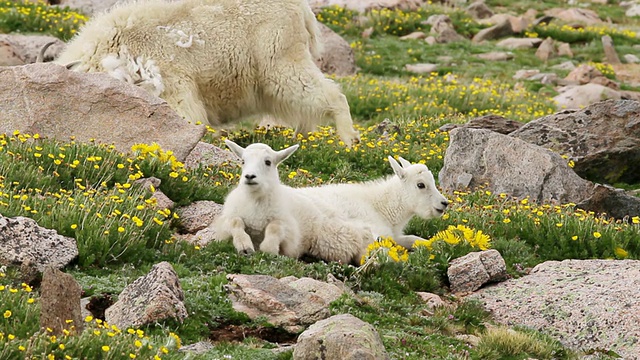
(54, 0, 360, 146)
(213, 141, 371, 265)
(296, 156, 450, 249)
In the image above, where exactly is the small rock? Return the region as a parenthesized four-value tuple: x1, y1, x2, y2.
(0, 215, 78, 273)
(105, 262, 187, 329)
(496, 37, 542, 49)
(416, 292, 445, 309)
(287, 277, 345, 304)
(472, 19, 514, 43)
(293, 314, 389, 360)
(624, 54, 640, 64)
(553, 83, 621, 110)
(627, 4, 640, 17)
(447, 250, 508, 293)
(424, 36, 437, 45)
(40, 267, 84, 335)
(316, 23, 358, 76)
(177, 201, 223, 233)
(179, 341, 215, 354)
(513, 69, 540, 80)
(602, 35, 621, 64)
(405, 63, 438, 74)
(551, 61, 576, 71)
(456, 334, 481, 347)
(564, 64, 602, 84)
(225, 274, 330, 333)
(557, 42, 573, 57)
(466, 1, 494, 19)
(535, 37, 556, 62)
(399, 31, 427, 40)
(577, 184, 640, 218)
(476, 52, 514, 61)
(184, 142, 241, 170)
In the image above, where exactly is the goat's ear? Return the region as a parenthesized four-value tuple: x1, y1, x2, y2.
(388, 156, 406, 179)
(275, 144, 299, 165)
(225, 140, 245, 158)
(397, 156, 412, 168)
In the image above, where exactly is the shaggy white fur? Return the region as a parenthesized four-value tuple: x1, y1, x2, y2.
(296, 156, 450, 249)
(213, 141, 370, 265)
(55, 0, 360, 145)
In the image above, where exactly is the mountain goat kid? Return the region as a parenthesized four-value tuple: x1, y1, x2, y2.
(54, 0, 360, 146)
(213, 140, 372, 265)
(296, 156, 450, 249)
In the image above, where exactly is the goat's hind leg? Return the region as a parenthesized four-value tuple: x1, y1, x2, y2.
(264, 63, 360, 146)
(229, 217, 255, 255)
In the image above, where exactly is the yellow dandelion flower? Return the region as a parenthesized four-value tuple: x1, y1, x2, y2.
(593, 232, 602, 238)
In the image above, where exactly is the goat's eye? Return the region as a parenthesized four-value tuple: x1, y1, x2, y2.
(265, 160, 272, 166)
(417, 183, 425, 189)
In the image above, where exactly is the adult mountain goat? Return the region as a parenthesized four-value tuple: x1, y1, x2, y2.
(54, 0, 360, 146)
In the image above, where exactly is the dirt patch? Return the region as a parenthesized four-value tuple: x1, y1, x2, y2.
(209, 323, 298, 344)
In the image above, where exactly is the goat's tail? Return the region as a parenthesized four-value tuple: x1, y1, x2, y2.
(301, 0, 322, 59)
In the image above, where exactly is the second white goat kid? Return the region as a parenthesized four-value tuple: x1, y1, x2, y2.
(296, 156, 450, 249)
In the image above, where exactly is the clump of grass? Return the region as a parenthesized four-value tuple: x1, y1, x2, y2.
(531, 23, 639, 46)
(475, 326, 573, 359)
(0, 0, 86, 40)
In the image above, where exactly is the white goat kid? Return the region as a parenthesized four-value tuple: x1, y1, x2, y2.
(214, 140, 372, 264)
(53, 0, 360, 145)
(296, 156, 449, 249)
(214, 140, 302, 257)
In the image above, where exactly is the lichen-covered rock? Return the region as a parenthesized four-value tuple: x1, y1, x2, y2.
(0, 215, 78, 273)
(447, 250, 508, 293)
(39, 267, 84, 335)
(439, 128, 593, 203)
(183, 141, 241, 170)
(176, 201, 223, 233)
(470, 259, 640, 358)
(293, 314, 390, 360)
(105, 262, 187, 329)
(511, 99, 640, 184)
(0, 63, 205, 162)
(225, 274, 330, 333)
(285, 276, 345, 304)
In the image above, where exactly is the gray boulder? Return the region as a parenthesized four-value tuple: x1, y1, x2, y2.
(0, 215, 78, 273)
(184, 141, 241, 170)
(472, 19, 514, 43)
(470, 259, 640, 358)
(447, 250, 508, 293)
(0, 63, 205, 162)
(39, 267, 84, 335)
(552, 83, 621, 110)
(293, 314, 389, 360)
(105, 262, 187, 329)
(0, 34, 66, 66)
(439, 128, 592, 203)
(511, 99, 640, 184)
(315, 23, 357, 76)
(225, 274, 331, 333)
(176, 201, 223, 234)
(439, 114, 522, 135)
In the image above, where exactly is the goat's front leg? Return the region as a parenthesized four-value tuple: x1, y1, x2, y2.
(229, 217, 255, 255)
(394, 234, 424, 249)
(260, 220, 286, 255)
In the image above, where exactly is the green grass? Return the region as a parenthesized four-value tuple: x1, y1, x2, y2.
(2, 0, 640, 359)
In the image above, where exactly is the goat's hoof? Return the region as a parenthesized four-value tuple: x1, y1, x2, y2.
(240, 248, 255, 256)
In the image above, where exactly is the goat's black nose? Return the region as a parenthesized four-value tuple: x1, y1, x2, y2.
(441, 200, 450, 207)
(245, 174, 256, 180)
